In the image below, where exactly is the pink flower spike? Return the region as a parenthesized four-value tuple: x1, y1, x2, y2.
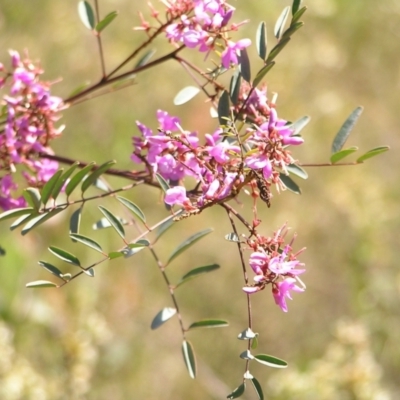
(164, 186, 189, 206)
(273, 277, 304, 312)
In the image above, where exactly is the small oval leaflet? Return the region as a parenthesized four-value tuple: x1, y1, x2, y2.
(38, 261, 63, 279)
(266, 37, 290, 63)
(182, 340, 196, 379)
(117, 196, 146, 224)
(274, 6, 290, 39)
(251, 377, 264, 400)
(356, 146, 390, 163)
(256, 21, 267, 61)
(330, 147, 358, 164)
(48, 246, 81, 267)
(225, 232, 240, 242)
(23, 188, 41, 210)
(279, 173, 301, 194)
(78, 1, 95, 30)
(0, 207, 34, 223)
(227, 383, 246, 399)
(98, 206, 125, 239)
(239, 48, 251, 83)
(69, 233, 103, 253)
(254, 354, 288, 368)
(95, 11, 118, 33)
(151, 307, 177, 330)
(187, 319, 228, 330)
(26, 280, 58, 288)
(173, 86, 200, 105)
(175, 264, 220, 288)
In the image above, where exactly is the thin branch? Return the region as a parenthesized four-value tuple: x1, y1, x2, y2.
(94, 0, 107, 78)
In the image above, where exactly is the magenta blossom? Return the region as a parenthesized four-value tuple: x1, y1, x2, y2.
(221, 39, 251, 68)
(273, 278, 304, 313)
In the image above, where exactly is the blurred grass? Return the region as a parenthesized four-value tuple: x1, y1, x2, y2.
(0, 0, 400, 399)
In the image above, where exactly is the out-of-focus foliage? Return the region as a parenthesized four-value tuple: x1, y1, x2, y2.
(0, 0, 399, 399)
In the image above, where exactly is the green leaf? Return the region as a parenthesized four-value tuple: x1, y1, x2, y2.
(356, 146, 390, 163)
(187, 319, 228, 330)
(21, 208, 65, 235)
(182, 340, 196, 379)
(92, 217, 128, 230)
(225, 233, 240, 242)
(51, 162, 80, 200)
(117, 196, 146, 224)
(175, 264, 220, 288)
(67, 81, 91, 98)
(121, 240, 149, 258)
(23, 188, 41, 210)
(83, 267, 95, 277)
(286, 164, 308, 179)
(154, 214, 176, 243)
(292, 0, 302, 15)
(134, 49, 156, 68)
(69, 233, 103, 253)
(40, 169, 64, 205)
(251, 335, 259, 349)
(167, 228, 213, 265)
(229, 70, 241, 106)
(330, 147, 358, 164)
(266, 37, 290, 63)
(238, 48, 251, 83)
(10, 214, 35, 231)
(69, 207, 82, 236)
(81, 160, 116, 193)
(155, 173, 170, 193)
(151, 307, 177, 330)
(173, 86, 201, 105)
(78, 1, 95, 30)
(0, 246, 5, 256)
(250, 377, 264, 400)
(26, 280, 57, 288)
(65, 163, 94, 196)
(108, 251, 124, 259)
(256, 21, 267, 61)
(287, 115, 310, 135)
(98, 206, 125, 239)
(292, 6, 307, 24)
(274, 6, 290, 39)
(0, 207, 34, 222)
(279, 173, 301, 194)
(281, 21, 304, 39)
(238, 328, 256, 340)
(218, 91, 231, 126)
(48, 246, 81, 266)
(95, 10, 118, 32)
(227, 383, 246, 399)
(254, 354, 288, 368)
(93, 177, 110, 192)
(252, 62, 275, 87)
(38, 261, 64, 279)
(331, 106, 363, 154)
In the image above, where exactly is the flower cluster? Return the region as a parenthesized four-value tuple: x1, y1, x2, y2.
(0, 50, 64, 210)
(137, 0, 251, 68)
(243, 225, 306, 312)
(131, 102, 303, 212)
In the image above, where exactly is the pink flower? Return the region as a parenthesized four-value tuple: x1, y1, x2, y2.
(164, 186, 189, 206)
(273, 278, 304, 312)
(221, 39, 251, 68)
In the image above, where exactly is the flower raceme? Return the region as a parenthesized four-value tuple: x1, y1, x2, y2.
(243, 226, 306, 312)
(0, 50, 64, 211)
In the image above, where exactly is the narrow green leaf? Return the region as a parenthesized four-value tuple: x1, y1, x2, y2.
(331, 106, 363, 154)
(286, 164, 308, 179)
(254, 354, 288, 368)
(251, 378, 264, 400)
(10, 213, 35, 231)
(154, 215, 176, 243)
(292, 6, 307, 24)
(330, 147, 358, 164)
(238, 48, 251, 83)
(78, 1, 95, 30)
(81, 160, 116, 193)
(98, 206, 125, 239)
(95, 10, 118, 32)
(229, 70, 241, 106)
(173, 86, 201, 106)
(156, 173, 170, 193)
(238, 328, 256, 340)
(117, 196, 146, 224)
(0, 207, 34, 222)
(218, 91, 231, 126)
(93, 178, 110, 192)
(252, 62, 275, 87)
(225, 233, 240, 242)
(251, 335, 259, 349)
(38, 261, 64, 279)
(69, 233, 103, 253)
(51, 162, 80, 200)
(65, 163, 94, 196)
(21, 208, 65, 235)
(134, 49, 156, 68)
(292, 0, 302, 15)
(40, 169, 64, 205)
(151, 307, 177, 330)
(92, 217, 128, 230)
(69, 207, 82, 236)
(121, 240, 149, 258)
(356, 146, 390, 163)
(175, 264, 220, 288)
(108, 251, 124, 259)
(182, 340, 197, 379)
(23, 188, 41, 210)
(187, 319, 228, 330)
(227, 383, 246, 399)
(274, 6, 290, 39)
(167, 228, 213, 265)
(281, 21, 304, 39)
(26, 280, 57, 288)
(48, 246, 81, 266)
(287, 115, 310, 135)
(279, 173, 301, 194)
(67, 81, 91, 98)
(0, 246, 5, 256)
(256, 22, 267, 61)
(266, 37, 290, 63)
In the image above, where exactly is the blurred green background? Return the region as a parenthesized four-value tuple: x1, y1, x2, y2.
(1, 0, 399, 399)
